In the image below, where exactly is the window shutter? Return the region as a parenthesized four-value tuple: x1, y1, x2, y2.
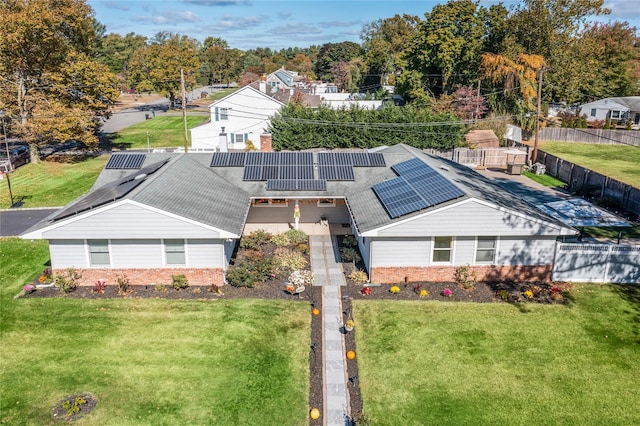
(229, 134, 235, 144)
(214, 107, 219, 121)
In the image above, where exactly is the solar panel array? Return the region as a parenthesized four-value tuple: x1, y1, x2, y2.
(318, 165, 355, 181)
(267, 179, 327, 191)
(105, 153, 146, 169)
(318, 152, 385, 167)
(210, 152, 246, 167)
(242, 164, 314, 181)
(373, 158, 465, 219)
(52, 159, 170, 221)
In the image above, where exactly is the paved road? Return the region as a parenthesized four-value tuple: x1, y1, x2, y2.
(0, 208, 59, 236)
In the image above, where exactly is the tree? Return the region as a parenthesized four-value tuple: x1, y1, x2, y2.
(315, 41, 363, 81)
(0, 0, 119, 159)
(94, 32, 147, 76)
(128, 33, 200, 106)
(360, 14, 420, 86)
(286, 54, 316, 79)
(398, 0, 500, 97)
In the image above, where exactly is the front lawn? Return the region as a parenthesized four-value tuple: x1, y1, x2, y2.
(0, 156, 107, 208)
(540, 141, 640, 187)
(354, 288, 640, 425)
(0, 238, 310, 425)
(109, 114, 210, 150)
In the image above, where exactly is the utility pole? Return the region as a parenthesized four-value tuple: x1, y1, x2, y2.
(146, 130, 150, 153)
(475, 79, 481, 123)
(181, 68, 188, 153)
(532, 67, 544, 164)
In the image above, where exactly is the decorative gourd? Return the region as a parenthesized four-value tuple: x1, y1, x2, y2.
(312, 308, 320, 315)
(346, 350, 356, 360)
(310, 408, 320, 419)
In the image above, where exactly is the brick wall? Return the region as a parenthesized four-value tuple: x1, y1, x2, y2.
(370, 265, 552, 284)
(54, 268, 225, 287)
(260, 134, 273, 152)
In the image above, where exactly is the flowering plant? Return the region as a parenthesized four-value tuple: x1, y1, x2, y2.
(523, 289, 534, 299)
(442, 288, 453, 297)
(389, 285, 401, 294)
(361, 286, 372, 296)
(38, 268, 53, 284)
(288, 270, 313, 289)
(345, 319, 355, 330)
(419, 289, 429, 297)
(22, 284, 36, 294)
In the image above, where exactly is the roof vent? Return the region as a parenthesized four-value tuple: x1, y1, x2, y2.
(440, 166, 450, 171)
(134, 173, 147, 180)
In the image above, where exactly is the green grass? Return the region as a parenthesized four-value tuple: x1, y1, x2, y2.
(522, 170, 566, 187)
(354, 291, 640, 425)
(209, 87, 239, 101)
(110, 115, 210, 150)
(0, 238, 310, 425)
(0, 156, 107, 208)
(540, 141, 640, 187)
(582, 225, 640, 240)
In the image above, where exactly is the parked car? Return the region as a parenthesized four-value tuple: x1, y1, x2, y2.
(0, 144, 30, 171)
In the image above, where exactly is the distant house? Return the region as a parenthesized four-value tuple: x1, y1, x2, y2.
(22, 144, 577, 286)
(579, 97, 640, 127)
(190, 85, 284, 151)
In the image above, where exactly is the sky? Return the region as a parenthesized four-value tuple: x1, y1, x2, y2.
(88, 0, 640, 51)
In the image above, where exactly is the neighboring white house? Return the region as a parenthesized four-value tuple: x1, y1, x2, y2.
(190, 85, 285, 151)
(579, 96, 640, 127)
(22, 144, 582, 286)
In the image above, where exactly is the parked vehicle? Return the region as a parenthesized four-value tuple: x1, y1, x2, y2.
(0, 144, 30, 171)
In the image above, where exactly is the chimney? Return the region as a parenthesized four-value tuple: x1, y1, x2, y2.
(260, 134, 273, 152)
(259, 74, 267, 93)
(219, 127, 228, 152)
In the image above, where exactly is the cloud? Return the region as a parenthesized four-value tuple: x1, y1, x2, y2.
(318, 20, 362, 28)
(602, 0, 640, 20)
(270, 22, 324, 35)
(277, 11, 292, 20)
(131, 10, 201, 25)
(181, 0, 251, 6)
(102, 1, 129, 11)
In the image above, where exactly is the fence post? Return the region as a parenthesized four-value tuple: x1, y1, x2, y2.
(603, 245, 611, 283)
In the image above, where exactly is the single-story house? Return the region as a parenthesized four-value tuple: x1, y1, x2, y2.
(22, 144, 578, 286)
(579, 96, 640, 126)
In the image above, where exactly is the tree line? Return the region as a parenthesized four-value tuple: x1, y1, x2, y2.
(0, 0, 638, 157)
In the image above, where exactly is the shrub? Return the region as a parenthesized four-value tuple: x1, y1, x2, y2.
(172, 274, 189, 290)
(413, 284, 423, 294)
(497, 289, 509, 300)
(54, 268, 82, 293)
(455, 264, 477, 290)
(361, 286, 372, 296)
(274, 250, 307, 273)
(155, 284, 167, 292)
(389, 285, 400, 294)
(93, 279, 106, 294)
(116, 274, 131, 294)
(442, 288, 453, 297)
(38, 267, 53, 284)
(270, 232, 291, 247)
(340, 247, 361, 264)
(348, 269, 368, 284)
(240, 229, 272, 250)
(288, 270, 314, 288)
(61, 396, 87, 417)
(192, 287, 201, 294)
(226, 256, 273, 288)
(208, 284, 223, 294)
(293, 242, 310, 255)
(342, 235, 358, 247)
(285, 228, 307, 244)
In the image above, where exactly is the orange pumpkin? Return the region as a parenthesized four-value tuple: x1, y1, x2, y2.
(312, 308, 320, 316)
(346, 350, 356, 360)
(310, 408, 320, 419)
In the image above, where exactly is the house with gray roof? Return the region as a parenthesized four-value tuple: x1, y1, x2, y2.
(22, 144, 577, 286)
(579, 96, 640, 127)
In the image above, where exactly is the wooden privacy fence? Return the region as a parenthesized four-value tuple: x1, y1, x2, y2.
(535, 150, 640, 216)
(538, 128, 640, 146)
(552, 243, 640, 283)
(424, 148, 520, 168)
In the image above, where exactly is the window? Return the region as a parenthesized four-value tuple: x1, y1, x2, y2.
(432, 237, 452, 263)
(611, 110, 620, 119)
(220, 108, 228, 120)
(230, 133, 245, 144)
(252, 198, 289, 207)
(165, 239, 186, 265)
(475, 237, 496, 263)
(590, 108, 596, 117)
(317, 198, 335, 207)
(88, 240, 110, 266)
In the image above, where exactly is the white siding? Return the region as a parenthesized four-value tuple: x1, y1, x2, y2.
(358, 236, 371, 270)
(497, 236, 556, 265)
(375, 200, 562, 237)
(111, 239, 161, 268)
(371, 239, 431, 267)
(187, 239, 224, 268)
(42, 203, 223, 239)
(454, 236, 476, 265)
(50, 240, 87, 268)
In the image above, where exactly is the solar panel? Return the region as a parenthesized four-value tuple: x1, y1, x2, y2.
(210, 152, 230, 167)
(351, 153, 369, 167)
(368, 153, 386, 167)
(335, 165, 355, 181)
(264, 152, 279, 165)
(228, 152, 246, 166)
(243, 165, 262, 180)
(105, 153, 146, 169)
(318, 153, 333, 166)
(266, 179, 327, 191)
(335, 152, 352, 165)
(245, 152, 262, 165)
(53, 179, 144, 221)
(318, 165, 337, 180)
(280, 166, 297, 179)
(261, 165, 279, 180)
(299, 152, 313, 165)
(298, 165, 314, 180)
(373, 178, 429, 218)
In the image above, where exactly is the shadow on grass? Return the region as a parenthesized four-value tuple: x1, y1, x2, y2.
(612, 284, 640, 327)
(98, 133, 131, 151)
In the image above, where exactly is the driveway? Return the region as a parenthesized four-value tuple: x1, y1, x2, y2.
(0, 208, 58, 236)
